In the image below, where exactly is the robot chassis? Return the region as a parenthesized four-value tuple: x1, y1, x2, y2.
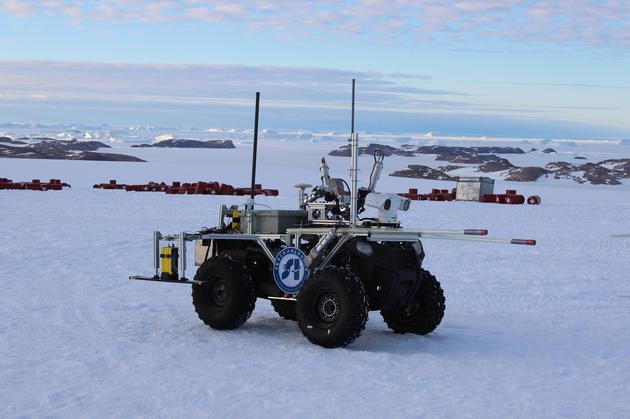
(131, 84, 536, 348)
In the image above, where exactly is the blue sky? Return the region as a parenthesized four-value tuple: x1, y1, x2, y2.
(0, 0, 629, 138)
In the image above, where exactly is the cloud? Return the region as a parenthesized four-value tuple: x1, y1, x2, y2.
(1, 0, 34, 16)
(0, 61, 469, 113)
(2, 1, 630, 48)
(2, 60, 628, 139)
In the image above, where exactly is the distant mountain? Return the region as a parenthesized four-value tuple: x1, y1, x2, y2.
(131, 139, 235, 149)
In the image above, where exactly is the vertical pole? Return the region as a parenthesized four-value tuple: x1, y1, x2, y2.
(350, 133, 358, 228)
(179, 232, 186, 280)
(349, 79, 358, 229)
(351, 79, 355, 135)
(153, 231, 160, 278)
(250, 92, 260, 201)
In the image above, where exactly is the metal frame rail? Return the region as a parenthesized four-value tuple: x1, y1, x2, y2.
(130, 227, 535, 284)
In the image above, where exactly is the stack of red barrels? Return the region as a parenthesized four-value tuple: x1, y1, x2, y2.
(400, 187, 541, 205)
(93, 180, 279, 196)
(482, 190, 541, 205)
(401, 188, 457, 201)
(0, 178, 70, 191)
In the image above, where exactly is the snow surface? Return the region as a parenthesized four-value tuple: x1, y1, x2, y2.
(1, 139, 630, 418)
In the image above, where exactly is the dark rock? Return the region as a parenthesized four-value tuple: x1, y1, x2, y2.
(69, 152, 145, 162)
(43, 139, 110, 151)
(328, 143, 414, 157)
(478, 158, 515, 172)
(574, 156, 587, 160)
(473, 146, 525, 154)
(389, 165, 455, 180)
(544, 160, 623, 185)
(205, 140, 236, 148)
(577, 163, 621, 185)
(0, 136, 26, 145)
(328, 146, 351, 156)
(132, 139, 235, 149)
(545, 161, 585, 183)
(0, 139, 141, 162)
(417, 145, 523, 164)
(436, 152, 505, 164)
(545, 161, 575, 173)
(542, 148, 557, 154)
(597, 159, 630, 178)
(505, 167, 550, 182)
(529, 148, 538, 152)
(416, 145, 524, 155)
(437, 165, 463, 172)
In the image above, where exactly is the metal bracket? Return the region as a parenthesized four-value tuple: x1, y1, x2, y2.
(256, 238, 276, 263)
(317, 235, 352, 270)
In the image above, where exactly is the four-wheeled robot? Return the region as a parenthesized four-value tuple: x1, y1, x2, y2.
(130, 82, 535, 348)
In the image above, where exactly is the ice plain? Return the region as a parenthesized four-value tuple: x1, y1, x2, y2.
(1, 137, 629, 418)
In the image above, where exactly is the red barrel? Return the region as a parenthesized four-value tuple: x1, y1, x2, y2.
(505, 195, 525, 204)
(527, 195, 541, 205)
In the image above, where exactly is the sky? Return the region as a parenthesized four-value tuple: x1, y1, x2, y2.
(0, 0, 629, 138)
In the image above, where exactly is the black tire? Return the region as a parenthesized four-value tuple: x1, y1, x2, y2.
(296, 267, 369, 348)
(271, 299, 297, 321)
(381, 269, 445, 335)
(191, 256, 256, 330)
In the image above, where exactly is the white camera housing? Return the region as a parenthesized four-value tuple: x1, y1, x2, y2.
(365, 192, 411, 224)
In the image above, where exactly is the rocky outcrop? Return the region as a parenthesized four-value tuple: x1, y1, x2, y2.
(70, 151, 145, 162)
(597, 159, 630, 178)
(478, 158, 515, 172)
(328, 143, 414, 157)
(326, 142, 627, 186)
(544, 161, 623, 185)
(132, 139, 235, 148)
(416, 145, 524, 155)
(505, 167, 550, 182)
(436, 153, 507, 164)
(38, 139, 110, 151)
(579, 164, 621, 185)
(437, 165, 463, 172)
(0, 136, 26, 145)
(0, 140, 143, 162)
(389, 165, 455, 180)
(414, 145, 523, 165)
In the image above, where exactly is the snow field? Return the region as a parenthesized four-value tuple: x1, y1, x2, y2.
(1, 143, 629, 418)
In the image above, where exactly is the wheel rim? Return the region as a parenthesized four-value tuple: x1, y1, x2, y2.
(313, 289, 340, 325)
(208, 278, 228, 307)
(397, 301, 420, 322)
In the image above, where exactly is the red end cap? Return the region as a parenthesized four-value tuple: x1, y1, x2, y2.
(464, 229, 488, 235)
(511, 239, 537, 246)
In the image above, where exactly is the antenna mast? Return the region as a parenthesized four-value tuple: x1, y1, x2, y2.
(351, 79, 355, 135)
(250, 92, 260, 201)
(349, 79, 358, 228)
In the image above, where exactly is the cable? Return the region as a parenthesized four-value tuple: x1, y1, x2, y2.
(368, 149, 384, 191)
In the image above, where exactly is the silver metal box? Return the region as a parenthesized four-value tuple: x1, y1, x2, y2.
(240, 210, 308, 234)
(455, 177, 494, 201)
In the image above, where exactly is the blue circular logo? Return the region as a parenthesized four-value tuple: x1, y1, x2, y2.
(273, 247, 309, 294)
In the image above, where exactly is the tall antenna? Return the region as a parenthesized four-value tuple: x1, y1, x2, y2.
(351, 79, 355, 134)
(250, 91, 260, 201)
(350, 79, 358, 228)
